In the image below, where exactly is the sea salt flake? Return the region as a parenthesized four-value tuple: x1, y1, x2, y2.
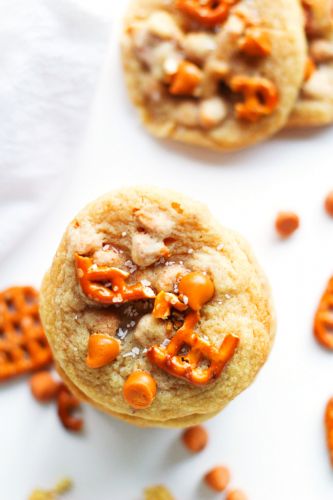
(161, 338, 171, 348)
(188, 248, 194, 254)
(217, 244, 224, 251)
(121, 232, 127, 237)
(182, 295, 189, 305)
(141, 279, 151, 287)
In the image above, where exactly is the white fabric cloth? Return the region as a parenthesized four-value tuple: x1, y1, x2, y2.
(0, 0, 109, 260)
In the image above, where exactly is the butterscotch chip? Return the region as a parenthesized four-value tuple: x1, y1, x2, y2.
(275, 212, 300, 238)
(226, 489, 248, 500)
(30, 371, 61, 403)
(324, 191, 333, 217)
(182, 425, 208, 452)
(205, 465, 231, 492)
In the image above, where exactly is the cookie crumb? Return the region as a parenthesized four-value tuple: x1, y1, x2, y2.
(144, 485, 174, 500)
(28, 478, 72, 500)
(275, 211, 300, 238)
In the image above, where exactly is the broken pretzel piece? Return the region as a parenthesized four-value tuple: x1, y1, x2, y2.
(230, 75, 278, 122)
(176, 0, 239, 27)
(314, 277, 333, 350)
(75, 254, 155, 305)
(148, 311, 239, 385)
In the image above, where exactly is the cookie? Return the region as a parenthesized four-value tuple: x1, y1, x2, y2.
(40, 187, 275, 428)
(288, 0, 333, 127)
(121, 0, 306, 151)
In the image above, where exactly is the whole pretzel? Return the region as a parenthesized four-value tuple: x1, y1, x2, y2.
(314, 277, 333, 350)
(57, 385, 83, 432)
(325, 398, 333, 467)
(75, 254, 155, 305)
(230, 75, 279, 122)
(148, 311, 239, 385)
(176, 0, 239, 27)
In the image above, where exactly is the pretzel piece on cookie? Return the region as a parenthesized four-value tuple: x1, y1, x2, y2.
(148, 311, 239, 385)
(176, 0, 239, 27)
(0, 287, 52, 381)
(230, 75, 279, 122)
(75, 254, 155, 305)
(314, 277, 333, 350)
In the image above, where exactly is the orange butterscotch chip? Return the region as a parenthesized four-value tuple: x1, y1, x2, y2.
(176, 0, 239, 27)
(30, 371, 61, 403)
(86, 334, 120, 369)
(182, 425, 208, 453)
(153, 291, 188, 319)
(275, 211, 300, 238)
(0, 286, 52, 381)
(148, 311, 239, 385)
(75, 254, 155, 305)
(314, 277, 333, 350)
(205, 466, 231, 492)
(123, 370, 157, 409)
(226, 489, 248, 500)
(230, 75, 278, 122)
(169, 61, 202, 96)
(325, 397, 333, 467)
(239, 26, 271, 57)
(178, 272, 215, 311)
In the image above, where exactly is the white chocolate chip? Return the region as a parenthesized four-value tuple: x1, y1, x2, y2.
(133, 314, 167, 347)
(131, 232, 168, 267)
(183, 33, 217, 63)
(310, 40, 333, 63)
(147, 11, 182, 40)
(199, 97, 228, 129)
(303, 67, 333, 100)
(175, 101, 199, 127)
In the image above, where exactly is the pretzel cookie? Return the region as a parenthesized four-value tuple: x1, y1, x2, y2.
(121, 0, 306, 151)
(289, 0, 333, 127)
(40, 187, 275, 428)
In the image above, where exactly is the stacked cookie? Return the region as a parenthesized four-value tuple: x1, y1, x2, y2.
(40, 187, 275, 428)
(121, 0, 333, 151)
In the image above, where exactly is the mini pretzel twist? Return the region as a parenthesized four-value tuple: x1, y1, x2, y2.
(148, 311, 239, 385)
(75, 254, 155, 305)
(57, 385, 83, 432)
(325, 397, 333, 467)
(0, 287, 52, 381)
(176, 0, 239, 27)
(230, 75, 279, 122)
(314, 277, 333, 350)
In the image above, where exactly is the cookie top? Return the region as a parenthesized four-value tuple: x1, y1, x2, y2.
(289, 0, 333, 127)
(121, 0, 306, 151)
(40, 187, 275, 427)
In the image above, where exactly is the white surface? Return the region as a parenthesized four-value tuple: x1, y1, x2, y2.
(1, 3, 333, 500)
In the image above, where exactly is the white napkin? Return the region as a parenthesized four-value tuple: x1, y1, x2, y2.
(0, 0, 109, 261)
